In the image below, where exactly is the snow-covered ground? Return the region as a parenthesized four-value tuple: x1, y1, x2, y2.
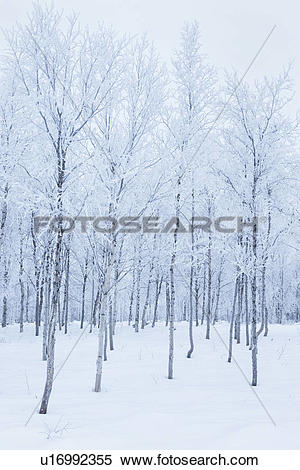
(0, 322, 299, 449)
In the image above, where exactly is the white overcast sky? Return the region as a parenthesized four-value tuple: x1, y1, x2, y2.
(0, 0, 299, 112)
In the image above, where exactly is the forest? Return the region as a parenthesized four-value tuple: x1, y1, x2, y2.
(0, 2, 299, 448)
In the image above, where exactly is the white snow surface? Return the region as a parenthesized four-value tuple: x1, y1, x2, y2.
(0, 322, 299, 450)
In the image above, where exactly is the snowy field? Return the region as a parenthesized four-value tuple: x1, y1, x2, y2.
(0, 322, 299, 450)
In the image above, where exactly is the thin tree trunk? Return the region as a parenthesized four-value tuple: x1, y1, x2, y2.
(128, 267, 136, 326)
(80, 255, 88, 329)
(152, 274, 163, 327)
(251, 218, 258, 386)
(165, 280, 170, 326)
(90, 285, 100, 333)
(134, 240, 142, 333)
(168, 177, 181, 379)
(108, 297, 114, 350)
(1, 257, 8, 328)
(25, 284, 30, 323)
(104, 318, 108, 361)
(95, 241, 115, 392)
(201, 263, 207, 325)
(194, 279, 199, 326)
(19, 228, 25, 333)
(187, 187, 195, 358)
(42, 247, 52, 361)
(142, 255, 154, 329)
(245, 275, 250, 347)
(228, 278, 239, 363)
(235, 272, 244, 344)
(63, 245, 70, 335)
(206, 233, 212, 339)
(213, 256, 224, 324)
